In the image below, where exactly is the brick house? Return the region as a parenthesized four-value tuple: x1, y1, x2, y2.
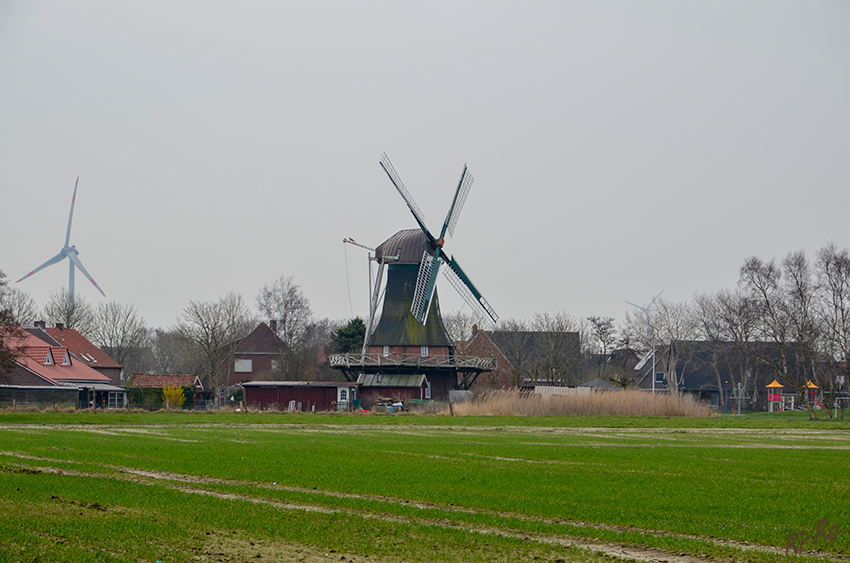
(224, 322, 287, 386)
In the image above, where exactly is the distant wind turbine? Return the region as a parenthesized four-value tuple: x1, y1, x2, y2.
(626, 289, 664, 394)
(17, 177, 106, 309)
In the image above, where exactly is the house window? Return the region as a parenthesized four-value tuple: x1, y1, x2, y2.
(425, 380, 431, 400)
(655, 372, 665, 384)
(339, 388, 348, 402)
(235, 359, 253, 373)
(421, 346, 428, 357)
(383, 346, 390, 357)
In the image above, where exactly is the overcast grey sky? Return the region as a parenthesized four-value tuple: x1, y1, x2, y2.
(1, 0, 848, 331)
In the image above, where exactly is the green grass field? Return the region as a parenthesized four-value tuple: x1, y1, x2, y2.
(0, 410, 847, 563)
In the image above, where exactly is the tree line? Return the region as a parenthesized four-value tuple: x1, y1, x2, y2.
(444, 243, 848, 418)
(2, 243, 847, 416)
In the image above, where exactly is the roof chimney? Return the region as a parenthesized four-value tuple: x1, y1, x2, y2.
(269, 319, 278, 333)
(35, 320, 46, 329)
(55, 323, 65, 330)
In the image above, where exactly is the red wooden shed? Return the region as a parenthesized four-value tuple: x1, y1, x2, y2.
(241, 381, 359, 412)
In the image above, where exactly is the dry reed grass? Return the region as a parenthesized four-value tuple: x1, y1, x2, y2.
(450, 389, 713, 417)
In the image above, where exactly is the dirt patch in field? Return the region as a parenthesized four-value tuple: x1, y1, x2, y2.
(194, 534, 371, 563)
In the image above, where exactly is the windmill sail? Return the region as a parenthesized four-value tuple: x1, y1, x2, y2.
(411, 251, 435, 322)
(380, 153, 434, 243)
(442, 165, 472, 239)
(380, 153, 496, 326)
(443, 256, 498, 324)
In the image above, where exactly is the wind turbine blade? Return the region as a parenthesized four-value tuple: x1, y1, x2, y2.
(65, 176, 79, 247)
(67, 253, 106, 297)
(440, 164, 473, 239)
(649, 289, 665, 307)
(444, 255, 498, 324)
(16, 251, 68, 283)
(380, 153, 435, 243)
(625, 300, 645, 311)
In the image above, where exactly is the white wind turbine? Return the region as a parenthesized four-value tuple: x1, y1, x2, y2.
(17, 177, 106, 311)
(626, 289, 664, 394)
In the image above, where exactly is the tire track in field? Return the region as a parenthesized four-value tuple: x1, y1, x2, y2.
(2, 453, 846, 563)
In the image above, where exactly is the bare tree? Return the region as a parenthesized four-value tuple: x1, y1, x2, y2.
(443, 310, 477, 353)
(816, 243, 850, 417)
(176, 292, 256, 405)
(739, 254, 821, 418)
(621, 297, 698, 394)
(494, 318, 531, 388)
(0, 270, 22, 378)
(88, 301, 150, 382)
(530, 312, 582, 385)
(42, 288, 95, 337)
(289, 318, 335, 381)
(0, 287, 39, 326)
(150, 328, 193, 375)
(256, 276, 312, 349)
(587, 316, 617, 380)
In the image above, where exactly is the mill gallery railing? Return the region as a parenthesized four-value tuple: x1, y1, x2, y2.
(328, 353, 495, 372)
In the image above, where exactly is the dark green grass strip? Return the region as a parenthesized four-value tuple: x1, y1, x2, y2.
(1, 409, 848, 428)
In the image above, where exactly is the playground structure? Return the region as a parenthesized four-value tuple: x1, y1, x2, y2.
(766, 379, 823, 412)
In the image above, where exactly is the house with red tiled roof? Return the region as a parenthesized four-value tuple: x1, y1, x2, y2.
(127, 373, 204, 410)
(0, 328, 126, 409)
(130, 374, 203, 389)
(29, 322, 123, 385)
(224, 322, 287, 386)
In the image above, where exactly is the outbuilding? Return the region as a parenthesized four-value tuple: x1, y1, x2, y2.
(356, 373, 431, 409)
(241, 381, 359, 412)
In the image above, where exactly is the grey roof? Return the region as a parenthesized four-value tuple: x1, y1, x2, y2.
(357, 373, 427, 388)
(80, 383, 126, 392)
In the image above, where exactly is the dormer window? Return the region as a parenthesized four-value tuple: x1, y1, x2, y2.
(62, 351, 72, 366)
(44, 349, 55, 366)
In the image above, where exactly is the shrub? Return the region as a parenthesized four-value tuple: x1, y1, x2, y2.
(162, 385, 186, 411)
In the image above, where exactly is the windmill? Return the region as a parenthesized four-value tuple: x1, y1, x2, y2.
(378, 152, 498, 328)
(17, 177, 106, 312)
(626, 290, 664, 394)
(329, 154, 498, 398)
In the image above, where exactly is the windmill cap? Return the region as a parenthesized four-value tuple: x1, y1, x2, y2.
(376, 229, 431, 264)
